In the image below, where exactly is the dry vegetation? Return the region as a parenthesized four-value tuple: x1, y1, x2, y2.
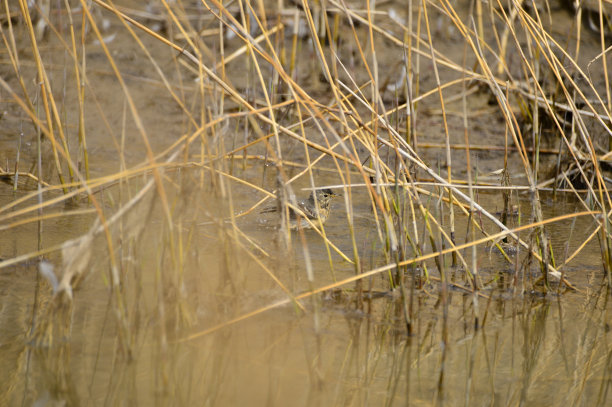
(0, 0, 612, 402)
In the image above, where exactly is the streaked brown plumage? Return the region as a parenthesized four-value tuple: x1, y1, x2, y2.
(260, 189, 337, 229)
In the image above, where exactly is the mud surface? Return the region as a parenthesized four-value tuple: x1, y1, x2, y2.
(1, 0, 611, 405)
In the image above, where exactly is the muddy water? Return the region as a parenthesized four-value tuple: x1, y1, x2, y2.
(1, 0, 612, 406)
(1, 177, 609, 406)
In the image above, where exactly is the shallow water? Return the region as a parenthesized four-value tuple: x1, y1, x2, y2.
(1, 0, 612, 406)
(1, 177, 610, 406)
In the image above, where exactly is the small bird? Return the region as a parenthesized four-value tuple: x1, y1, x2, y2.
(261, 189, 338, 229)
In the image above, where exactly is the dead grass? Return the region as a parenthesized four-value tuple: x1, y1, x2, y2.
(0, 0, 611, 367)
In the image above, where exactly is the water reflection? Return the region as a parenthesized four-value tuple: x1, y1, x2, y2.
(2, 258, 610, 405)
